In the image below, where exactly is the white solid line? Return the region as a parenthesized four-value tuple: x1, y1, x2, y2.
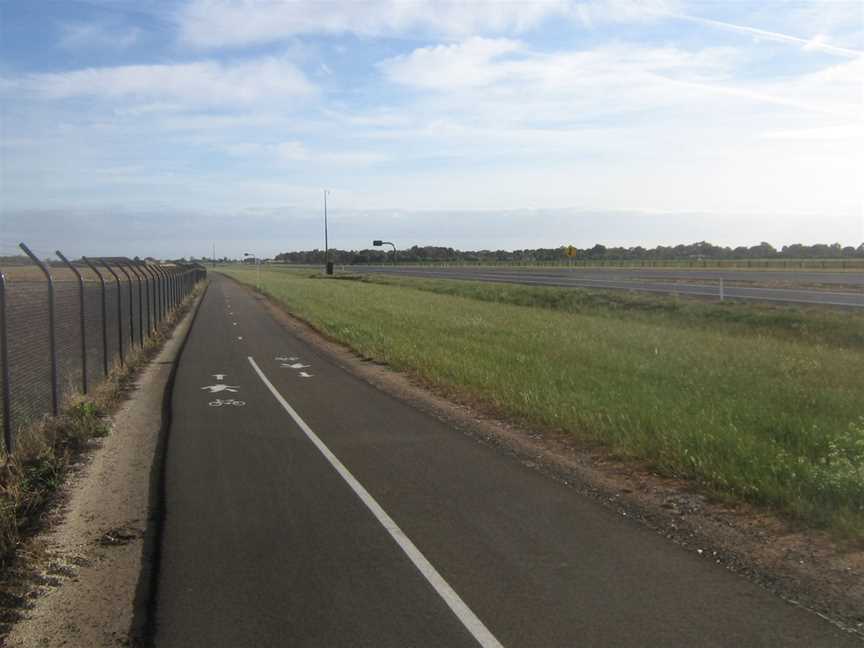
(247, 356, 504, 648)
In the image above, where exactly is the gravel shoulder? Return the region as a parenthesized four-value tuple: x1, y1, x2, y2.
(3, 290, 203, 648)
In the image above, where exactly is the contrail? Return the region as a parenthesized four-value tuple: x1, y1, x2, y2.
(668, 13, 862, 58)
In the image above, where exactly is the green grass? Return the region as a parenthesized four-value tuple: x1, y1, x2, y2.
(339, 258, 864, 270)
(224, 266, 864, 538)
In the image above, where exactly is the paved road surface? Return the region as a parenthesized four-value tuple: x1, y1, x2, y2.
(351, 266, 864, 308)
(150, 274, 859, 646)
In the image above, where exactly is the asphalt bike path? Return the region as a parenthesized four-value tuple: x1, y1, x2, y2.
(151, 274, 859, 647)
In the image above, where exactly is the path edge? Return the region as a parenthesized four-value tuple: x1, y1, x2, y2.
(129, 280, 210, 647)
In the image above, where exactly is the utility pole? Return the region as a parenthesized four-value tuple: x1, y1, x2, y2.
(323, 189, 329, 262)
(212, 242, 216, 269)
(323, 189, 333, 275)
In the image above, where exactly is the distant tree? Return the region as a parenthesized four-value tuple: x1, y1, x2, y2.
(270, 239, 860, 264)
(749, 242, 777, 257)
(588, 244, 607, 258)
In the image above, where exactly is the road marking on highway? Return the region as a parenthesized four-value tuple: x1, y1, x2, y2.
(275, 356, 299, 362)
(298, 371, 314, 378)
(238, 336, 243, 340)
(213, 374, 226, 381)
(281, 362, 310, 369)
(247, 356, 504, 648)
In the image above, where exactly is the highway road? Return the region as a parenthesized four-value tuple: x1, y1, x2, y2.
(148, 273, 859, 646)
(351, 266, 864, 308)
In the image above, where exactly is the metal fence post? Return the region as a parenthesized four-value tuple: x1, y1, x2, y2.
(157, 265, 168, 320)
(82, 257, 109, 377)
(150, 264, 165, 323)
(165, 266, 173, 313)
(128, 261, 146, 345)
(121, 260, 145, 347)
(127, 262, 147, 339)
(172, 268, 179, 307)
(19, 243, 59, 417)
(138, 262, 152, 336)
(145, 263, 158, 330)
(114, 263, 136, 349)
(1, 270, 13, 454)
(56, 250, 88, 395)
(139, 263, 158, 331)
(165, 268, 172, 311)
(100, 260, 125, 367)
(165, 267, 174, 310)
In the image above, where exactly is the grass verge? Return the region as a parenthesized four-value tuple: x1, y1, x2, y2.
(224, 266, 864, 540)
(0, 284, 204, 563)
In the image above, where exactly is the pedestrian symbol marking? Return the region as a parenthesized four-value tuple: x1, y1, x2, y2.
(275, 356, 299, 362)
(299, 372, 314, 378)
(202, 384, 239, 393)
(213, 374, 227, 381)
(282, 363, 310, 369)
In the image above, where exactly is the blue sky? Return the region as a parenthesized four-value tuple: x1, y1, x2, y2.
(0, 0, 861, 259)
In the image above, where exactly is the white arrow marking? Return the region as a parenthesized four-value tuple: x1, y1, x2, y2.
(282, 363, 310, 369)
(299, 372, 314, 378)
(213, 374, 226, 381)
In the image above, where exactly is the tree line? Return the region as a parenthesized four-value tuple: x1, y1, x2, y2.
(269, 241, 864, 265)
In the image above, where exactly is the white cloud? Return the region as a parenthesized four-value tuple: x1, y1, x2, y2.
(378, 39, 742, 120)
(211, 139, 389, 166)
(378, 38, 860, 121)
(58, 21, 142, 50)
(380, 38, 524, 89)
(667, 13, 863, 58)
(760, 124, 864, 140)
(177, 0, 671, 48)
(743, 0, 864, 52)
(11, 57, 316, 107)
(275, 140, 389, 166)
(176, 0, 862, 65)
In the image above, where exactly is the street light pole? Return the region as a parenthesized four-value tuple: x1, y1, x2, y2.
(373, 240, 397, 264)
(323, 189, 329, 264)
(244, 252, 260, 288)
(323, 189, 334, 275)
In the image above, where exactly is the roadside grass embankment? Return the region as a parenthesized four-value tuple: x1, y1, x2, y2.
(0, 285, 204, 563)
(224, 267, 864, 539)
(350, 258, 864, 271)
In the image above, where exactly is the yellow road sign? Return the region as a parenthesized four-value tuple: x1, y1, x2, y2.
(566, 245, 576, 258)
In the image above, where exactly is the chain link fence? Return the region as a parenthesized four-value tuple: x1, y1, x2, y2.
(0, 243, 207, 454)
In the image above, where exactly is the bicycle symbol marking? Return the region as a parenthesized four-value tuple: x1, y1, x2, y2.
(208, 398, 246, 407)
